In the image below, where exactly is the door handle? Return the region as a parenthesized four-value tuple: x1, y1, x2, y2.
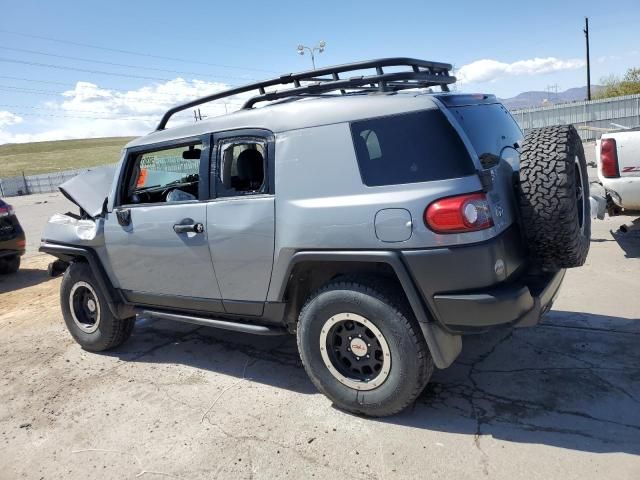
(116, 208, 131, 226)
(173, 222, 205, 234)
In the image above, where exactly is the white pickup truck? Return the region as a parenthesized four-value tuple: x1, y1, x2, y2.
(596, 128, 640, 213)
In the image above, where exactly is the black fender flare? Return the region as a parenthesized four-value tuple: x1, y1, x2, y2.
(275, 250, 461, 368)
(39, 241, 133, 319)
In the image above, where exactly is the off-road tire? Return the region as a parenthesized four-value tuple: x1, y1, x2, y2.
(517, 125, 590, 270)
(297, 277, 434, 417)
(0, 255, 20, 274)
(61, 262, 135, 352)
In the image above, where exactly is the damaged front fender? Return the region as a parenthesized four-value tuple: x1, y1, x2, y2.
(41, 213, 104, 247)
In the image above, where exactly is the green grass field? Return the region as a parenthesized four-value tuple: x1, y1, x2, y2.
(0, 137, 135, 178)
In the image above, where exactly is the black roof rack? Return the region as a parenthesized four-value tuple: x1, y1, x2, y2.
(155, 57, 455, 130)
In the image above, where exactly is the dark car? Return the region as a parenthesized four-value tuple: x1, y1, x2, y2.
(0, 198, 25, 274)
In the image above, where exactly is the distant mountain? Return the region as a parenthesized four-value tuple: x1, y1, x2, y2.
(500, 86, 604, 110)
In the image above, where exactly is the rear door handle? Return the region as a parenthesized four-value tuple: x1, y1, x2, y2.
(173, 222, 205, 234)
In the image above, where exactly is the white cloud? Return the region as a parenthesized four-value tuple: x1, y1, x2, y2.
(456, 57, 585, 84)
(0, 78, 248, 144)
(0, 111, 23, 128)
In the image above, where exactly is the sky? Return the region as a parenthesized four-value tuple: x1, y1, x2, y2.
(1, 0, 639, 144)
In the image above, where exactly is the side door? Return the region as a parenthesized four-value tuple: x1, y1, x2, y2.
(103, 136, 224, 312)
(206, 129, 275, 316)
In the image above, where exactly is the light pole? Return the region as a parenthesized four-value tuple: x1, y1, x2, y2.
(296, 41, 326, 69)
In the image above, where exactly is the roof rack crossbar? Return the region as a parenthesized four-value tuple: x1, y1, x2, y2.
(241, 71, 455, 109)
(155, 57, 455, 130)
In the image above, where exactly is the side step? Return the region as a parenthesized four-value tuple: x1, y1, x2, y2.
(143, 310, 288, 336)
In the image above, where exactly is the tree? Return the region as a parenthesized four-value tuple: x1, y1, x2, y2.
(595, 67, 640, 99)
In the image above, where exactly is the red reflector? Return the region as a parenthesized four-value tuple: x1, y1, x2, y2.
(425, 193, 494, 233)
(17, 238, 26, 249)
(600, 138, 620, 178)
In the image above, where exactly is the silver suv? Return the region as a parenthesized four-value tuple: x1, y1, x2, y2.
(41, 58, 591, 416)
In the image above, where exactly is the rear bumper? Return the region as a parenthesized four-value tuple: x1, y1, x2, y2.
(432, 269, 564, 330)
(600, 176, 640, 210)
(0, 237, 26, 258)
(402, 225, 565, 333)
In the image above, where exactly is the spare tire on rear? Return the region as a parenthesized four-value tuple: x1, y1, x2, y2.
(517, 125, 590, 271)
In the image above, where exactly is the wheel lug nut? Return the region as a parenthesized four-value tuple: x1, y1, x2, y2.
(366, 355, 370, 358)
(347, 348, 351, 351)
(358, 334, 362, 338)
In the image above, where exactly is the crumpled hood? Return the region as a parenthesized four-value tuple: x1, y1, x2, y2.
(59, 165, 116, 218)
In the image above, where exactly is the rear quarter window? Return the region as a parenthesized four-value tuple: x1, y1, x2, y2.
(350, 109, 475, 187)
(450, 103, 524, 161)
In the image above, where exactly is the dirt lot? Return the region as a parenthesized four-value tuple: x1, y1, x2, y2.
(1, 193, 639, 479)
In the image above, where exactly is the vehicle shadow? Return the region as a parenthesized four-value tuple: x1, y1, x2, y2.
(109, 310, 640, 455)
(0, 267, 52, 293)
(611, 228, 640, 258)
(382, 310, 640, 455)
(109, 316, 314, 395)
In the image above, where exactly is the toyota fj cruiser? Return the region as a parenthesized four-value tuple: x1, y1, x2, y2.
(41, 58, 590, 416)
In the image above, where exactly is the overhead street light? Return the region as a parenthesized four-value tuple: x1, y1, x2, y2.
(296, 41, 326, 69)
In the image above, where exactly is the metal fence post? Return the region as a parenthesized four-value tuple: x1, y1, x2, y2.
(22, 171, 29, 195)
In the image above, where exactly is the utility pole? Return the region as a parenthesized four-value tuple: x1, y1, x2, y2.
(584, 17, 591, 101)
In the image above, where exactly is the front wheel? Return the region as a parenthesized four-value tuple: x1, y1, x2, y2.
(60, 262, 135, 351)
(297, 278, 433, 417)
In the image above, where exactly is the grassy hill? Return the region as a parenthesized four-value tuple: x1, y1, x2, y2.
(0, 137, 135, 178)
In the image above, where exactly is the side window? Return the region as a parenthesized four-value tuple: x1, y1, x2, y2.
(217, 138, 266, 196)
(125, 143, 202, 205)
(351, 110, 475, 187)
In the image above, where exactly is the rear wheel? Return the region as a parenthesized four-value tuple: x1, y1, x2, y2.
(60, 262, 135, 351)
(0, 254, 20, 274)
(297, 278, 433, 417)
(517, 125, 591, 270)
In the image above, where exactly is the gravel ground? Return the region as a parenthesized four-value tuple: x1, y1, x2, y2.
(0, 193, 639, 479)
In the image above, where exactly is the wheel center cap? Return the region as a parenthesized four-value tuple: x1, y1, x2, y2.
(87, 299, 96, 313)
(350, 338, 368, 357)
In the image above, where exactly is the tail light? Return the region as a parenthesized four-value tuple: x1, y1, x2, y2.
(16, 238, 26, 249)
(425, 193, 494, 233)
(600, 138, 620, 178)
(0, 204, 14, 217)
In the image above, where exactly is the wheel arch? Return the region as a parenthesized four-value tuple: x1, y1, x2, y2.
(277, 251, 461, 369)
(39, 241, 134, 319)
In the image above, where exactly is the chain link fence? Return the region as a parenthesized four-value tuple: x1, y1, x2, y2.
(0, 168, 97, 197)
(512, 93, 640, 141)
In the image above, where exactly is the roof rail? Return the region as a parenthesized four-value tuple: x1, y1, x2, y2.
(155, 57, 455, 131)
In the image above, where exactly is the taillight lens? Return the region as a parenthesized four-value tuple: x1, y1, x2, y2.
(600, 138, 620, 178)
(0, 204, 14, 217)
(425, 193, 494, 233)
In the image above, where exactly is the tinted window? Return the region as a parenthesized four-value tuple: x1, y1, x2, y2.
(450, 103, 523, 167)
(351, 109, 475, 187)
